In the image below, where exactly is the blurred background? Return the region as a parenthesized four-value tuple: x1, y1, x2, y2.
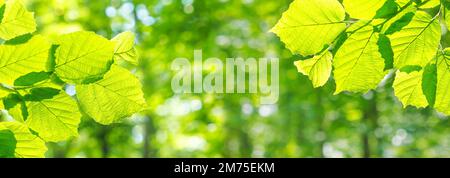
(26, 0, 448, 158)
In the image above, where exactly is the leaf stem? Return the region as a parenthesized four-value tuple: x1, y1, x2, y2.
(0, 84, 15, 93)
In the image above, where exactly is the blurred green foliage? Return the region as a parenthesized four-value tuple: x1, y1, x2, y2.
(26, 0, 449, 158)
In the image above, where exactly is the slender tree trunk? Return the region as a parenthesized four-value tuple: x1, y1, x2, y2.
(240, 129, 253, 157)
(361, 92, 379, 158)
(143, 119, 150, 158)
(143, 116, 155, 158)
(52, 140, 72, 158)
(316, 89, 326, 158)
(362, 131, 371, 158)
(99, 127, 110, 158)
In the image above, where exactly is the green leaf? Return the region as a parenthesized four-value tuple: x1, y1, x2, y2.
(387, 11, 441, 68)
(0, 0, 37, 40)
(435, 50, 450, 115)
(342, 0, 388, 19)
(271, 0, 346, 56)
(24, 88, 81, 142)
(76, 65, 146, 125)
(112, 31, 138, 65)
(333, 21, 387, 94)
(418, 0, 440, 9)
(395, 0, 411, 7)
(393, 70, 429, 108)
(0, 125, 15, 158)
(3, 93, 27, 122)
(380, 4, 417, 34)
(0, 86, 10, 98)
(0, 121, 47, 158)
(294, 50, 332, 88)
(444, 0, 450, 30)
(0, 35, 51, 86)
(13, 72, 51, 87)
(422, 62, 437, 106)
(54, 31, 115, 84)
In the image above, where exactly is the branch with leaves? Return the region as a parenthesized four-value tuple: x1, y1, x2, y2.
(272, 0, 450, 114)
(0, 0, 146, 158)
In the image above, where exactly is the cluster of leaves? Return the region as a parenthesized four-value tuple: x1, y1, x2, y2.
(0, 0, 146, 158)
(272, 0, 450, 114)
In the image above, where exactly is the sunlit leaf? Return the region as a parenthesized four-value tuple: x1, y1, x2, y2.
(0, 35, 51, 86)
(334, 21, 387, 94)
(343, 0, 389, 19)
(393, 70, 429, 108)
(271, 0, 346, 56)
(76, 65, 146, 125)
(435, 49, 450, 115)
(0, 0, 37, 40)
(112, 31, 139, 65)
(25, 88, 81, 142)
(388, 11, 441, 68)
(294, 50, 332, 88)
(0, 121, 47, 158)
(54, 31, 115, 84)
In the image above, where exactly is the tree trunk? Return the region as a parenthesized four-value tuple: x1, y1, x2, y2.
(361, 92, 379, 158)
(362, 132, 371, 158)
(143, 116, 155, 158)
(98, 127, 110, 158)
(316, 89, 326, 158)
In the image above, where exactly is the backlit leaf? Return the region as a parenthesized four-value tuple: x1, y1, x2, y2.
(271, 0, 346, 56)
(112, 31, 138, 65)
(343, 0, 389, 19)
(0, 0, 37, 40)
(25, 88, 81, 142)
(393, 70, 429, 108)
(54, 31, 115, 84)
(388, 11, 441, 68)
(294, 50, 332, 88)
(0, 121, 47, 158)
(0, 35, 51, 86)
(435, 49, 450, 115)
(76, 65, 146, 125)
(334, 21, 387, 94)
